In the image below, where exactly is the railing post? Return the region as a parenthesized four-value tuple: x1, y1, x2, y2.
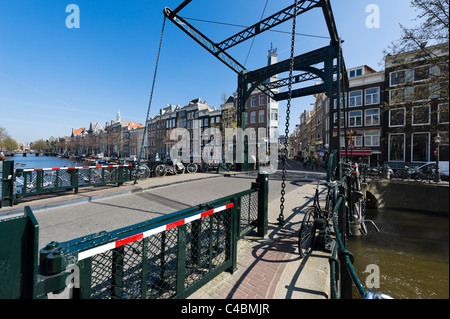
(256, 173, 268, 237)
(70, 168, 79, 194)
(228, 197, 239, 274)
(338, 181, 353, 299)
(1, 160, 15, 207)
(176, 224, 187, 297)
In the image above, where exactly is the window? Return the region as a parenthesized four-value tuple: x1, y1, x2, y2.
(250, 112, 256, 124)
(204, 118, 209, 126)
(270, 127, 278, 140)
(414, 66, 429, 82)
(333, 112, 345, 127)
(390, 69, 414, 86)
(349, 110, 362, 127)
(389, 134, 405, 162)
(251, 96, 256, 107)
(365, 130, 380, 147)
(365, 109, 380, 126)
(414, 85, 429, 101)
(349, 68, 363, 78)
(411, 133, 429, 162)
(259, 94, 265, 105)
(438, 103, 449, 124)
(270, 109, 278, 121)
(334, 93, 347, 109)
(365, 87, 380, 105)
(412, 105, 430, 126)
(389, 108, 405, 127)
(429, 83, 440, 99)
(259, 110, 265, 123)
(349, 90, 363, 107)
(389, 87, 414, 104)
(354, 134, 363, 147)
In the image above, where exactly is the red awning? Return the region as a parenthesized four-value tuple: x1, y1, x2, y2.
(340, 150, 372, 157)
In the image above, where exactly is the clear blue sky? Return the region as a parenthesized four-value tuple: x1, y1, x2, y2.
(0, 0, 418, 144)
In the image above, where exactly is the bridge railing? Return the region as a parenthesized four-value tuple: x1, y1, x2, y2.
(328, 169, 392, 299)
(1, 160, 133, 207)
(0, 173, 268, 299)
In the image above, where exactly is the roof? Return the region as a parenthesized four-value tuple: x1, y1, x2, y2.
(120, 121, 144, 130)
(72, 128, 84, 136)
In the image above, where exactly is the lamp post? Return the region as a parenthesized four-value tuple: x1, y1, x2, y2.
(434, 134, 441, 183)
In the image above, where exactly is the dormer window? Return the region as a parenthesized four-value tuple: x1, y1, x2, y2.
(349, 68, 363, 78)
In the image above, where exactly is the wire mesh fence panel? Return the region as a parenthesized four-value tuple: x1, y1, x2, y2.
(239, 190, 259, 237)
(184, 208, 232, 290)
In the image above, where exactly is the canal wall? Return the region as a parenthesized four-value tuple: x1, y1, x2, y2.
(364, 181, 449, 216)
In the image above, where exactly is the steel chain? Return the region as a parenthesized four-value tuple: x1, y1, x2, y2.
(135, 16, 167, 184)
(278, 0, 298, 225)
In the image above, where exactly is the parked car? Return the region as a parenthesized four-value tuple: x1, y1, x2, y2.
(407, 162, 449, 181)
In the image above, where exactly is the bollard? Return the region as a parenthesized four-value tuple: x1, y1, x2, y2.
(0, 206, 39, 298)
(256, 173, 268, 238)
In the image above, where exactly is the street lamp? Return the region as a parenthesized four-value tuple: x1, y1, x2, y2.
(434, 134, 441, 183)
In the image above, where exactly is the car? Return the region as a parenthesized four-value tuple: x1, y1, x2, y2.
(408, 161, 449, 181)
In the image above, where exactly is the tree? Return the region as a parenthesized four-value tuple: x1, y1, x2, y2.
(385, 0, 448, 56)
(3, 136, 19, 151)
(32, 139, 49, 151)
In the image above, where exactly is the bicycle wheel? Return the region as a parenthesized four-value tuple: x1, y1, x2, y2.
(298, 207, 316, 258)
(187, 163, 197, 174)
(175, 164, 185, 175)
(137, 165, 150, 179)
(155, 164, 166, 177)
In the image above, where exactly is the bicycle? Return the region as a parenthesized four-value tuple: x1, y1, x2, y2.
(132, 164, 151, 180)
(155, 160, 185, 177)
(186, 163, 198, 174)
(14, 164, 65, 193)
(342, 162, 380, 236)
(298, 178, 337, 258)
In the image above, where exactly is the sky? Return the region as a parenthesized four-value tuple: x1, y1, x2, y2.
(0, 0, 419, 144)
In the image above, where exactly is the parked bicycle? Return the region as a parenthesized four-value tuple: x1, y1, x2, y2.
(186, 163, 198, 174)
(155, 160, 185, 177)
(343, 162, 379, 236)
(298, 178, 337, 258)
(14, 163, 65, 193)
(132, 164, 151, 180)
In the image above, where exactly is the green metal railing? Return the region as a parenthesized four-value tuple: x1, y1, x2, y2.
(0, 173, 268, 299)
(327, 170, 392, 299)
(1, 160, 133, 207)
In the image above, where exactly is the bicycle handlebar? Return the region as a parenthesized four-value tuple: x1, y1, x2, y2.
(305, 176, 338, 188)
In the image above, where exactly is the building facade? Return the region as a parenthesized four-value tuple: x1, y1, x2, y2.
(383, 43, 449, 166)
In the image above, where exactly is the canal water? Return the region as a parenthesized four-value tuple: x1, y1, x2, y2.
(348, 208, 449, 299)
(3, 154, 79, 171)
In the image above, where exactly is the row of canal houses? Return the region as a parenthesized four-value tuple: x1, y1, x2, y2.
(56, 92, 277, 161)
(295, 43, 449, 167)
(55, 47, 281, 161)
